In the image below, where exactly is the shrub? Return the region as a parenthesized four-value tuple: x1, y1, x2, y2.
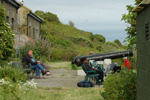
(0, 78, 37, 100)
(71, 37, 93, 48)
(96, 45, 102, 52)
(20, 36, 53, 61)
(105, 41, 119, 48)
(101, 68, 137, 100)
(94, 34, 105, 43)
(68, 20, 75, 27)
(71, 64, 78, 70)
(0, 65, 27, 83)
(114, 39, 122, 47)
(90, 32, 94, 41)
(35, 10, 60, 23)
(0, 4, 15, 61)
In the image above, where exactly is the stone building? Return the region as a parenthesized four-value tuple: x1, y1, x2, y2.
(1, 0, 42, 39)
(133, 0, 150, 99)
(0, 0, 20, 33)
(17, 4, 42, 39)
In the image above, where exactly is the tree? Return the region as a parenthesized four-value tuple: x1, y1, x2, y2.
(0, 4, 15, 61)
(121, 0, 143, 49)
(68, 20, 75, 27)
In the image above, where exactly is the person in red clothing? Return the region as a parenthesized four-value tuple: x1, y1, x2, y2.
(123, 57, 131, 70)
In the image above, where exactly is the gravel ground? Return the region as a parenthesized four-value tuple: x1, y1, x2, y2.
(33, 69, 103, 88)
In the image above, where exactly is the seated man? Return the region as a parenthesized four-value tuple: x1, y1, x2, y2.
(31, 57, 52, 76)
(80, 57, 104, 84)
(22, 50, 48, 79)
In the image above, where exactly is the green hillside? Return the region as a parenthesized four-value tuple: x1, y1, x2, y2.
(34, 10, 124, 61)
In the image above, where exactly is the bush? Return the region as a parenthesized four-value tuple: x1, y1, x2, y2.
(114, 39, 122, 47)
(71, 37, 93, 48)
(105, 41, 119, 48)
(96, 45, 102, 52)
(71, 64, 78, 70)
(68, 20, 75, 27)
(94, 34, 105, 43)
(20, 37, 53, 61)
(35, 10, 60, 23)
(0, 4, 15, 61)
(101, 68, 137, 100)
(0, 65, 27, 83)
(90, 32, 94, 41)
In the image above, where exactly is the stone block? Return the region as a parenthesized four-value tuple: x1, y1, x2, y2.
(77, 70, 86, 76)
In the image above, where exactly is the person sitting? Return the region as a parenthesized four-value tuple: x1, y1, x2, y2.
(22, 50, 48, 79)
(80, 57, 104, 84)
(31, 57, 52, 76)
(123, 57, 131, 70)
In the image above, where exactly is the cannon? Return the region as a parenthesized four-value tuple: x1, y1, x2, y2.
(72, 50, 133, 66)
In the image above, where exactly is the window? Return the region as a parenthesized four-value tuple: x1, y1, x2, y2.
(28, 26, 31, 37)
(6, 16, 9, 23)
(33, 28, 35, 39)
(23, 29, 25, 35)
(11, 18, 14, 30)
(145, 23, 149, 40)
(36, 29, 38, 38)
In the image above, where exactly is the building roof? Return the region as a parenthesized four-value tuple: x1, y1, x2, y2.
(28, 12, 43, 23)
(5, 0, 21, 9)
(132, 0, 150, 12)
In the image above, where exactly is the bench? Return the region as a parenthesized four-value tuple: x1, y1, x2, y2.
(12, 62, 36, 78)
(81, 64, 100, 86)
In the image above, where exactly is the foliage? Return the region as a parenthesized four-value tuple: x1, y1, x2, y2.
(105, 41, 119, 48)
(121, 0, 143, 49)
(34, 10, 123, 61)
(101, 68, 137, 100)
(71, 64, 78, 70)
(114, 39, 122, 47)
(96, 45, 102, 52)
(94, 34, 106, 43)
(35, 10, 60, 23)
(0, 4, 15, 61)
(90, 32, 94, 41)
(20, 36, 53, 61)
(68, 20, 75, 27)
(0, 78, 37, 100)
(0, 64, 27, 83)
(71, 37, 94, 48)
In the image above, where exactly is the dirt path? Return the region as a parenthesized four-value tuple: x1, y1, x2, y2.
(34, 69, 102, 88)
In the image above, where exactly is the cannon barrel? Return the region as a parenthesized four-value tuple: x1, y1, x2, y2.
(72, 50, 133, 66)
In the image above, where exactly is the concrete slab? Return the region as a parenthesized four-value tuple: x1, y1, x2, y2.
(77, 70, 86, 76)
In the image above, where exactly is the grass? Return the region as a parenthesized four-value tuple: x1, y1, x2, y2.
(3, 87, 104, 100)
(35, 87, 104, 100)
(47, 62, 72, 69)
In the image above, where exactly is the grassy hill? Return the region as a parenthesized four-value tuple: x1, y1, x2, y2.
(34, 10, 124, 61)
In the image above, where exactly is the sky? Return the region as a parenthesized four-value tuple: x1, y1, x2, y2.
(23, 0, 135, 43)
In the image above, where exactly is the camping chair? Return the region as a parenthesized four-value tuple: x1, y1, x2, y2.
(81, 64, 100, 85)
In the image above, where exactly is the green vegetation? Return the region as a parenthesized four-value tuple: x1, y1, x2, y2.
(34, 10, 124, 61)
(0, 4, 15, 63)
(121, 0, 142, 49)
(101, 68, 137, 100)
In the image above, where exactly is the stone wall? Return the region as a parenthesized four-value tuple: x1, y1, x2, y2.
(17, 6, 31, 36)
(136, 5, 150, 100)
(2, 0, 18, 34)
(28, 15, 41, 39)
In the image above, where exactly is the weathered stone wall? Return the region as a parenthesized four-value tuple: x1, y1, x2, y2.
(136, 5, 150, 100)
(28, 15, 41, 39)
(2, 1, 18, 33)
(17, 6, 31, 35)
